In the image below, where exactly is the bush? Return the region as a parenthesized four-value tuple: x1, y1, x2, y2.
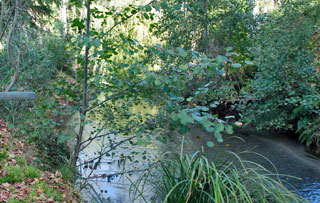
(241, 0, 320, 146)
(130, 150, 304, 203)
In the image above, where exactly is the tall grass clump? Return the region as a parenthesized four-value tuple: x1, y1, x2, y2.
(130, 149, 305, 203)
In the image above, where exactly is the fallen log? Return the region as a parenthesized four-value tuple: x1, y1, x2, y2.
(0, 92, 36, 100)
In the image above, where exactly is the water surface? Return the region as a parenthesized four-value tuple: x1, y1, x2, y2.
(75, 115, 320, 202)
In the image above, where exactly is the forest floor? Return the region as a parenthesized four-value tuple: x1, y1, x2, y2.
(0, 119, 81, 203)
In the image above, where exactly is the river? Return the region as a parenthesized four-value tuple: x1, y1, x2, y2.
(74, 114, 320, 202)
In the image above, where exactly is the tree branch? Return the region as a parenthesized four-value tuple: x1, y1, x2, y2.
(0, 0, 5, 37)
(85, 80, 143, 113)
(77, 136, 136, 167)
(0, 8, 14, 42)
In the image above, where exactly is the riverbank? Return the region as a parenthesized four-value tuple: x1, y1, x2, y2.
(0, 120, 80, 202)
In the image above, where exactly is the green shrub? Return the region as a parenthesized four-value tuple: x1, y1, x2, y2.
(241, 0, 320, 146)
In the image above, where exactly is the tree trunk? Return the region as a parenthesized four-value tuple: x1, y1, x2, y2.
(61, 0, 68, 35)
(70, 0, 91, 169)
(5, 0, 19, 92)
(0, 0, 5, 35)
(203, 0, 209, 56)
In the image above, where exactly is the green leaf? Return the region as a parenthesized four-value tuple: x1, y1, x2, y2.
(143, 13, 149, 19)
(200, 119, 213, 129)
(201, 107, 209, 111)
(92, 39, 101, 47)
(160, 2, 168, 9)
(210, 103, 217, 108)
(217, 137, 223, 143)
(225, 125, 233, 134)
(58, 134, 73, 144)
(177, 112, 194, 125)
(155, 79, 161, 86)
(137, 138, 148, 146)
(70, 0, 82, 8)
(193, 67, 203, 74)
(145, 5, 152, 12)
(153, 5, 160, 11)
(231, 63, 242, 68)
(214, 131, 223, 142)
(171, 113, 179, 121)
(8, 124, 15, 129)
(174, 4, 181, 10)
(177, 47, 187, 57)
(177, 81, 185, 90)
(179, 65, 187, 71)
(71, 18, 85, 29)
(207, 141, 214, 148)
(245, 61, 254, 65)
(226, 52, 239, 57)
(167, 50, 175, 56)
(214, 122, 224, 132)
(216, 55, 228, 64)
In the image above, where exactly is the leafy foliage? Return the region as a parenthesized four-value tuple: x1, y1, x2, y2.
(241, 0, 320, 146)
(155, 0, 256, 57)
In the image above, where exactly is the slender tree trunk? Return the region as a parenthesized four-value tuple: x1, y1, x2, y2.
(70, 0, 91, 169)
(253, 0, 259, 15)
(61, 0, 68, 35)
(203, 0, 209, 56)
(5, 0, 19, 92)
(0, 0, 5, 35)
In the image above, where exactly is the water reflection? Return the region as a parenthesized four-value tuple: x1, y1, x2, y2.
(74, 101, 158, 202)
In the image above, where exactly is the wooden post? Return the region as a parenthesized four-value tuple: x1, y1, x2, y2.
(0, 92, 36, 100)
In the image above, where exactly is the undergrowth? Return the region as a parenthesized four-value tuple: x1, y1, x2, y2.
(130, 146, 306, 203)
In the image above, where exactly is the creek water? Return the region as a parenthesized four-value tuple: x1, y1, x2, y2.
(75, 112, 320, 202)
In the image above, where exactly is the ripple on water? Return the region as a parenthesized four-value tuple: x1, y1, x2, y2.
(298, 182, 320, 203)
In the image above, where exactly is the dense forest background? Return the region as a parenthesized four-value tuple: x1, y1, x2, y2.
(0, 0, 319, 202)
